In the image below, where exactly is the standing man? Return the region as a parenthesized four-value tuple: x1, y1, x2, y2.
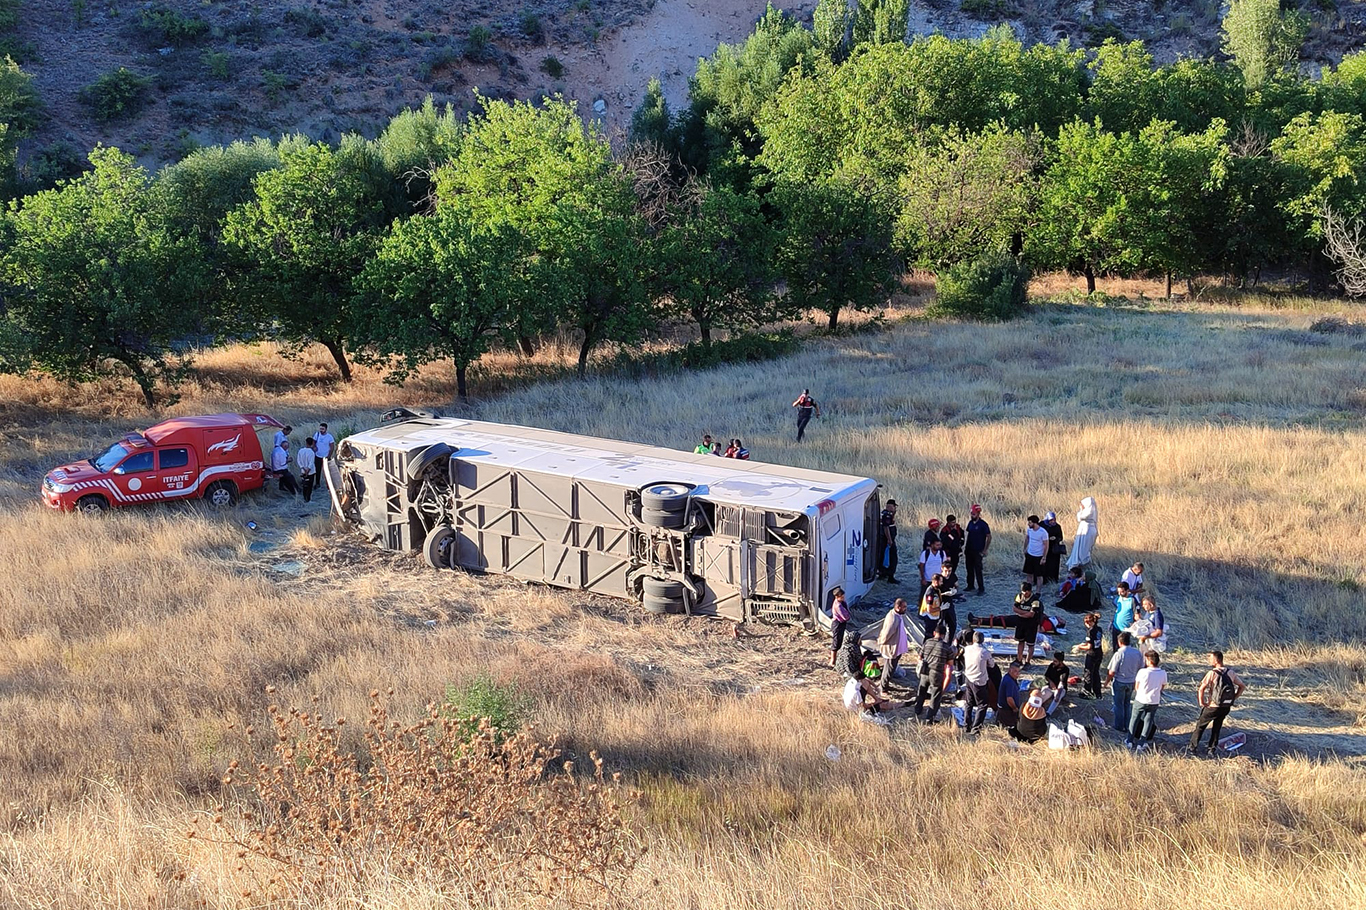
(1126, 651, 1167, 753)
(792, 389, 821, 442)
(314, 422, 335, 464)
(274, 424, 293, 450)
(912, 622, 953, 723)
(940, 514, 964, 564)
(693, 434, 715, 455)
(919, 574, 945, 641)
(877, 598, 911, 695)
(1106, 631, 1144, 734)
(1121, 562, 1146, 597)
(918, 537, 945, 600)
(922, 518, 942, 550)
(828, 587, 850, 669)
(271, 438, 300, 496)
(1072, 612, 1104, 699)
(878, 499, 899, 583)
(1189, 651, 1246, 755)
(962, 631, 994, 734)
(296, 437, 318, 504)
(1111, 582, 1139, 651)
(964, 504, 991, 597)
(1012, 582, 1043, 667)
(1022, 514, 1050, 592)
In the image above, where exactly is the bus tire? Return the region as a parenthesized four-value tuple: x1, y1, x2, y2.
(643, 578, 685, 600)
(423, 525, 456, 569)
(642, 507, 686, 529)
(640, 481, 693, 512)
(642, 593, 683, 615)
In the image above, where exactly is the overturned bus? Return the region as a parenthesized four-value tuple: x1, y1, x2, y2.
(325, 413, 881, 627)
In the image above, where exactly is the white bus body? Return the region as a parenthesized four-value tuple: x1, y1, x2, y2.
(327, 415, 880, 627)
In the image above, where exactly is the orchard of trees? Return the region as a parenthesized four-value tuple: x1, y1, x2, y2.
(3, 0, 1366, 406)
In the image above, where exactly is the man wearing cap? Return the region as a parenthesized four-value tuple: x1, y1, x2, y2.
(878, 499, 900, 583)
(922, 518, 942, 551)
(965, 505, 991, 596)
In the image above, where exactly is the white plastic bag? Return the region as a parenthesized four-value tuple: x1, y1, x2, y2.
(842, 678, 862, 711)
(1048, 723, 1071, 750)
(1067, 719, 1091, 748)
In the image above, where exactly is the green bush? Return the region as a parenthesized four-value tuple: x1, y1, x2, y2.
(929, 254, 1030, 321)
(960, 0, 1007, 19)
(465, 24, 493, 62)
(283, 6, 328, 38)
(418, 44, 460, 80)
(138, 4, 209, 45)
(442, 675, 530, 742)
(80, 67, 152, 121)
(540, 54, 564, 78)
(519, 10, 544, 41)
(200, 49, 231, 80)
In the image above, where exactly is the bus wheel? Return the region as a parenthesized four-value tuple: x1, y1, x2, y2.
(640, 481, 694, 512)
(423, 525, 456, 569)
(642, 508, 687, 529)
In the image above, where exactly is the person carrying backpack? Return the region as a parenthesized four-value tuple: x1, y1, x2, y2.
(1189, 651, 1246, 755)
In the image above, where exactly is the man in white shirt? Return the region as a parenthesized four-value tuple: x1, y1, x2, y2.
(1126, 651, 1168, 752)
(296, 437, 318, 503)
(962, 631, 995, 734)
(271, 439, 300, 496)
(314, 422, 335, 461)
(1023, 514, 1050, 591)
(919, 538, 946, 599)
(1121, 562, 1145, 596)
(273, 425, 293, 450)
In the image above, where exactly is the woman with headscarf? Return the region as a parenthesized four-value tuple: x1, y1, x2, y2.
(1041, 511, 1065, 586)
(1067, 497, 1098, 570)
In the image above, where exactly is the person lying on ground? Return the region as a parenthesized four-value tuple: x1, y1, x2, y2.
(965, 611, 1066, 634)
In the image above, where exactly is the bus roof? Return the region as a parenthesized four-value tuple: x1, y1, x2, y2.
(348, 418, 877, 513)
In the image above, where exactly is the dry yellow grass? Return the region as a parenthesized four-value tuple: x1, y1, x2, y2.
(2, 289, 1366, 908)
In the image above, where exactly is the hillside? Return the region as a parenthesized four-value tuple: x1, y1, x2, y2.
(7, 0, 1366, 167)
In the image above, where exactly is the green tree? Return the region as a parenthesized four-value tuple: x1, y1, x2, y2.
(629, 77, 675, 150)
(1271, 111, 1366, 233)
(1318, 51, 1366, 119)
(1221, 0, 1309, 89)
(375, 97, 464, 210)
(896, 125, 1042, 269)
(154, 136, 305, 246)
(852, 0, 908, 47)
(772, 177, 897, 331)
(355, 211, 533, 399)
(0, 147, 210, 407)
(223, 141, 391, 381)
(812, 0, 851, 61)
(0, 55, 40, 196)
(658, 182, 775, 347)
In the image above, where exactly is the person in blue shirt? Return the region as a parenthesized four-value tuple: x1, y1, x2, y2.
(1137, 597, 1166, 649)
(1111, 581, 1139, 651)
(996, 660, 1024, 728)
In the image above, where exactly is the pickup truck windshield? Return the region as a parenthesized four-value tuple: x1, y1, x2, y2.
(92, 443, 129, 473)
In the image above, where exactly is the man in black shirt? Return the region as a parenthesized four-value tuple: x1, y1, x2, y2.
(964, 504, 991, 596)
(940, 514, 964, 562)
(912, 622, 954, 723)
(792, 389, 821, 442)
(878, 499, 899, 583)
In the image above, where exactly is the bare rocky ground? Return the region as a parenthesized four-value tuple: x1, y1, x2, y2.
(9, 0, 1366, 169)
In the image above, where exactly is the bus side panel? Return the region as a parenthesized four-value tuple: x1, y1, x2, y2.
(691, 536, 743, 620)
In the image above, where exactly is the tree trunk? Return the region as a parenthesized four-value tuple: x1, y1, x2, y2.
(1084, 264, 1096, 295)
(321, 337, 353, 382)
(1186, 276, 1196, 298)
(455, 364, 468, 400)
(699, 319, 712, 349)
(827, 307, 840, 332)
(518, 335, 537, 357)
(577, 334, 594, 378)
(125, 358, 156, 409)
(1165, 270, 1173, 300)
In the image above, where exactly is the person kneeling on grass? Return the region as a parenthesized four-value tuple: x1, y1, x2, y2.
(1126, 651, 1167, 753)
(1010, 684, 1052, 743)
(843, 655, 899, 718)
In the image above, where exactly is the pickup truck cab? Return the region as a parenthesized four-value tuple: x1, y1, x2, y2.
(42, 413, 284, 513)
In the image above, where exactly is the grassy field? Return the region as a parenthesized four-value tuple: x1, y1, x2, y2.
(2, 285, 1366, 908)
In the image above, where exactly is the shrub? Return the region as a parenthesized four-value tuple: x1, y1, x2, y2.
(675, 330, 800, 370)
(200, 49, 231, 80)
(960, 0, 1006, 19)
(213, 691, 636, 900)
(80, 67, 152, 121)
(519, 9, 544, 41)
(138, 4, 209, 45)
(930, 254, 1030, 321)
(465, 24, 493, 61)
(441, 674, 529, 741)
(540, 54, 564, 78)
(283, 6, 328, 38)
(418, 43, 460, 80)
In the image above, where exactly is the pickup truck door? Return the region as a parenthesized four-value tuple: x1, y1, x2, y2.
(156, 446, 198, 498)
(110, 451, 157, 502)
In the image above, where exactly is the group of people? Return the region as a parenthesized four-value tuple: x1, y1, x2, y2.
(692, 434, 751, 460)
(270, 422, 335, 504)
(845, 498, 1247, 756)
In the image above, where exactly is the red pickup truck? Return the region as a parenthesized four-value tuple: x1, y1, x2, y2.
(42, 413, 285, 513)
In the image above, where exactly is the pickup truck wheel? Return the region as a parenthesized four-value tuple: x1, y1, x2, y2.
(423, 525, 456, 569)
(75, 494, 109, 514)
(642, 507, 687, 529)
(640, 481, 694, 512)
(204, 480, 237, 507)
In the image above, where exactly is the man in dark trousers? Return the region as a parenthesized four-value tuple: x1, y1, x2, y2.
(940, 514, 965, 564)
(878, 499, 899, 583)
(792, 389, 821, 442)
(1189, 651, 1246, 755)
(965, 504, 991, 596)
(912, 622, 953, 723)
